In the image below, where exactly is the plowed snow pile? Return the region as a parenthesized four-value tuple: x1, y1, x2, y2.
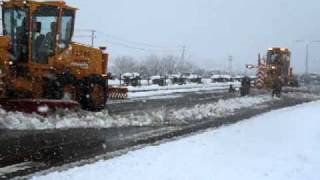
(0, 95, 274, 130)
(32, 101, 320, 180)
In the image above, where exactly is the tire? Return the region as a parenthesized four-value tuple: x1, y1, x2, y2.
(79, 75, 107, 111)
(44, 73, 78, 100)
(45, 79, 62, 99)
(57, 73, 78, 101)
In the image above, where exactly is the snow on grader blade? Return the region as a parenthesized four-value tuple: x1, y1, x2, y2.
(0, 0, 128, 115)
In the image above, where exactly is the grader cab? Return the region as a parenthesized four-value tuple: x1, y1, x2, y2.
(0, 0, 113, 113)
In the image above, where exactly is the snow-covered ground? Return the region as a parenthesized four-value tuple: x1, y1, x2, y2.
(109, 79, 240, 99)
(32, 101, 320, 180)
(128, 81, 239, 92)
(0, 95, 274, 130)
(109, 78, 214, 86)
(128, 82, 240, 98)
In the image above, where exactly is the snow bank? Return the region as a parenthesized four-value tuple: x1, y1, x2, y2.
(283, 92, 320, 100)
(32, 101, 320, 180)
(110, 79, 241, 99)
(128, 82, 240, 98)
(128, 81, 240, 92)
(0, 95, 273, 130)
(167, 95, 274, 123)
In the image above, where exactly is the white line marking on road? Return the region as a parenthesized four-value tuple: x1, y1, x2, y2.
(0, 161, 35, 176)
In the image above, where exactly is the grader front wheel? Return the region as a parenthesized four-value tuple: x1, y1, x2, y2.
(63, 84, 77, 101)
(90, 84, 106, 109)
(80, 76, 107, 111)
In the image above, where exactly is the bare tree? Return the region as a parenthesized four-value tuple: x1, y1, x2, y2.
(112, 56, 136, 75)
(175, 61, 193, 74)
(110, 54, 206, 77)
(144, 55, 161, 76)
(161, 55, 178, 75)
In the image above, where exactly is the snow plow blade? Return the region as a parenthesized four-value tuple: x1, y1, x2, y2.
(0, 99, 80, 116)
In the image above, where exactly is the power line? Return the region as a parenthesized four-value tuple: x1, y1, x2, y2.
(99, 36, 180, 53)
(75, 29, 181, 51)
(103, 39, 158, 52)
(74, 34, 154, 52)
(95, 30, 179, 50)
(74, 29, 96, 47)
(74, 29, 183, 55)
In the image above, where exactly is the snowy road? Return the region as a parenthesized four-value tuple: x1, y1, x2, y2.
(32, 101, 320, 180)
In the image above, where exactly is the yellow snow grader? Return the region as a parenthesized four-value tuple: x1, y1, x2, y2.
(0, 0, 127, 114)
(248, 48, 298, 89)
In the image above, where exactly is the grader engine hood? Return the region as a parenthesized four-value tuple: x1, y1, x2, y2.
(63, 43, 108, 79)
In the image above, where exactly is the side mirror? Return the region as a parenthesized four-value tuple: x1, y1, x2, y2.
(34, 22, 42, 33)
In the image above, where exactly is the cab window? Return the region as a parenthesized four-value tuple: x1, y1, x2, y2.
(59, 9, 74, 51)
(2, 8, 28, 62)
(32, 6, 59, 64)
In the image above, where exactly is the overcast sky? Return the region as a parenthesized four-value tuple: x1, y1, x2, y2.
(67, 0, 320, 74)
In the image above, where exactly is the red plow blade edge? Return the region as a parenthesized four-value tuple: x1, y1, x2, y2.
(0, 99, 80, 116)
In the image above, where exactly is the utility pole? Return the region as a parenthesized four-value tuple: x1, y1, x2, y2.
(90, 30, 96, 47)
(176, 45, 186, 72)
(228, 55, 233, 75)
(305, 43, 309, 75)
(180, 45, 186, 62)
(296, 40, 320, 75)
